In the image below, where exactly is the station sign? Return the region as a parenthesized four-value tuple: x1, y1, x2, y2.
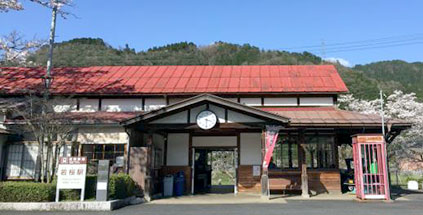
(56, 157, 87, 202)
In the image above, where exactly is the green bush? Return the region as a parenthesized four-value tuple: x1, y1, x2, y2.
(0, 174, 135, 202)
(405, 175, 423, 185)
(109, 173, 136, 199)
(0, 182, 55, 202)
(58, 175, 97, 201)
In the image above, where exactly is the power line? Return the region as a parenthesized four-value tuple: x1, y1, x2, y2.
(305, 36, 423, 53)
(282, 33, 423, 50)
(323, 41, 423, 54)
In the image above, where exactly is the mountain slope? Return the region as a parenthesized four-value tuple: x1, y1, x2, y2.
(354, 60, 423, 99)
(17, 38, 420, 100)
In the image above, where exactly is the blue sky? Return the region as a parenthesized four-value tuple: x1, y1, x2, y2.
(1, 0, 422, 66)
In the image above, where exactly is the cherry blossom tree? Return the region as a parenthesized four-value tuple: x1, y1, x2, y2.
(0, 31, 44, 65)
(1, 0, 72, 15)
(0, 0, 23, 12)
(338, 91, 423, 172)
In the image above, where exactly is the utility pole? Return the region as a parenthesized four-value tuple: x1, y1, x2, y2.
(380, 90, 392, 200)
(380, 90, 385, 137)
(39, 0, 58, 183)
(44, 0, 58, 95)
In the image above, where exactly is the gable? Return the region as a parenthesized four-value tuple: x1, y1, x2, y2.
(150, 104, 264, 124)
(122, 94, 288, 127)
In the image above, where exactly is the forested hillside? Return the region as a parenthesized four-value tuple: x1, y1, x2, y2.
(354, 60, 423, 99)
(9, 38, 422, 100)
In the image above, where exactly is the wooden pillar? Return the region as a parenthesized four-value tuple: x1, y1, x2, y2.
(299, 130, 310, 198)
(301, 163, 310, 198)
(144, 133, 154, 201)
(260, 129, 269, 199)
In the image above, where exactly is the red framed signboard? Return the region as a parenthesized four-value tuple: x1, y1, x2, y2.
(56, 157, 88, 202)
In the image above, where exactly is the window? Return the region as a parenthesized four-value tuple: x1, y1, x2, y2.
(271, 135, 299, 169)
(305, 136, 335, 169)
(5, 144, 38, 179)
(82, 144, 124, 164)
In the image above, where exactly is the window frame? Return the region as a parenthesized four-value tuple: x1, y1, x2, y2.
(304, 134, 337, 170)
(271, 134, 300, 170)
(81, 143, 125, 164)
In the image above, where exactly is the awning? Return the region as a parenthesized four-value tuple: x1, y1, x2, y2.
(5, 111, 141, 125)
(0, 128, 10, 135)
(260, 107, 411, 128)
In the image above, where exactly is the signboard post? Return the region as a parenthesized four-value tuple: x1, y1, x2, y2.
(96, 160, 110, 201)
(56, 157, 87, 202)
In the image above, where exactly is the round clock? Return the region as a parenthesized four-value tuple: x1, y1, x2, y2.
(196, 110, 217, 130)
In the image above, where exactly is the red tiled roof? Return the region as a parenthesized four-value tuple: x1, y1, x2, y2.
(261, 107, 410, 127)
(0, 65, 348, 95)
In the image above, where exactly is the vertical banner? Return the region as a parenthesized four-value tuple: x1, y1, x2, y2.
(262, 125, 282, 169)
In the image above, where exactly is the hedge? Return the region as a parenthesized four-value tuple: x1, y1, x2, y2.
(0, 182, 55, 202)
(0, 174, 136, 202)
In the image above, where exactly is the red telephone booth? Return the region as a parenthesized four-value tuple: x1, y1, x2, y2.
(352, 134, 390, 200)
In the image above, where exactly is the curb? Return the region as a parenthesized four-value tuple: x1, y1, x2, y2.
(0, 196, 139, 211)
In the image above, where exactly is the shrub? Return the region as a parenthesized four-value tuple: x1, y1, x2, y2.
(58, 175, 97, 201)
(0, 182, 55, 202)
(0, 174, 135, 202)
(405, 175, 423, 185)
(109, 173, 136, 199)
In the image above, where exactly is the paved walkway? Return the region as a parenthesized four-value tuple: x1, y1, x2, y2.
(1, 192, 422, 215)
(150, 193, 355, 205)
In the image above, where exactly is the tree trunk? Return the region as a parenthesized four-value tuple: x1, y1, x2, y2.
(51, 142, 60, 180)
(40, 140, 45, 183)
(46, 143, 51, 183)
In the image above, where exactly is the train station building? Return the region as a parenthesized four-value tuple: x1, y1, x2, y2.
(0, 65, 409, 199)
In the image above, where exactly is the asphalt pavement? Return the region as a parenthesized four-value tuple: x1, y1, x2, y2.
(1, 193, 423, 215)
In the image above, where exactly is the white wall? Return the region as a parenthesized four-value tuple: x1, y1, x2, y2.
(299, 97, 334, 106)
(53, 99, 77, 112)
(263, 97, 297, 106)
(101, 98, 143, 112)
(151, 110, 188, 124)
(169, 98, 186, 104)
(0, 113, 5, 129)
(208, 105, 226, 123)
(166, 133, 189, 166)
(192, 136, 237, 147)
(145, 98, 167, 111)
(223, 98, 238, 103)
(240, 98, 261, 106)
(189, 105, 207, 123)
(227, 110, 263, 123)
(79, 99, 99, 112)
(77, 126, 128, 144)
(240, 133, 262, 165)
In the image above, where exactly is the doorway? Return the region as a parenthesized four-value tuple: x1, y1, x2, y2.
(192, 148, 238, 194)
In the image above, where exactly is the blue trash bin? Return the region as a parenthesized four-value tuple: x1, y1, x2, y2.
(174, 171, 185, 196)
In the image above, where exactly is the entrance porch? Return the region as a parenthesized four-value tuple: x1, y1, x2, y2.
(121, 94, 409, 200)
